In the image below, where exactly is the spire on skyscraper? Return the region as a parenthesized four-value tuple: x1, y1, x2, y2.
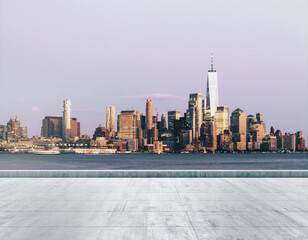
(206, 51, 219, 117)
(210, 50, 214, 71)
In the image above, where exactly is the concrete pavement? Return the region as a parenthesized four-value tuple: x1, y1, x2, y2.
(0, 178, 307, 239)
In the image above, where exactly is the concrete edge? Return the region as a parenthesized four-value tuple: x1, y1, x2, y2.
(0, 170, 308, 178)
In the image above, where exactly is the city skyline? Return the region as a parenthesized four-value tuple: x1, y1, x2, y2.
(0, 0, 307, 139)
(1, 53, 307, 140)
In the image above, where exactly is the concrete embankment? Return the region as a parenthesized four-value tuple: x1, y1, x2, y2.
(0, 170, 308, 178)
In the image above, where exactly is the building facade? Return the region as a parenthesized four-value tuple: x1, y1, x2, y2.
(186, 93, 203, 140)
(168, 110, 181, 136)
(117, 110, 138, 139)
(41, 116, 80, 139)
(215, 106, 229, 135)
(20, 127, 28, 138)
(42, 116, 63, 138)
(146, 99, 153, 130)
(283, 133, 296, 151)
(0, 125, 7, 141)
(106, 106, 115, 137)
(62, 99, 71, 141)
(230, 108, 247, 151)
(7, 117, 21, 138)
(206, 53, 219, 117)
(161, 113, 167, 131)
(247, 113, 266, 150)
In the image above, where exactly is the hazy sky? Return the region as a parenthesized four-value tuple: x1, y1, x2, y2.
(0, 0, 307, 138)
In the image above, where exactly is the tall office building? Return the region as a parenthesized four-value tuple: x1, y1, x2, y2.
(275, 130, 283, 150)
(283, 133, 296, 151)
(41, 116, 80, 139)
(146, 99, 153, 130)
(246, 113, 266, 150)
(70, 118, 80, 138)
(206, 52, 219, 117)
(152, 115, 158, 129)
(20, 127, 28, 138)
(161, 113, 167, 131)
(215, 106, 229, 135)
(168, 110, 181, 135)
(0, 125, 8, 140)
(207, 120, 217, 152)
(296, 131, 306, 151)
(231, 108, 247, 135)
(62, 99, 71, 141)
(106, 106, 115, 137)
(256, 112, 263, 122)
(230, 108, 247, 151)
(41, 116, 63, 138)
(186, 93, 203, 140)
(7, 117, 21, 137)
(140, 114, 146, 130)
(117, 110, 138, 139)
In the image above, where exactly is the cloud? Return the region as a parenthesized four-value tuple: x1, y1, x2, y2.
(130, 93, 186, 101)
(72, 108, 105, 113)
(31, 106, 40, 112)
(17, 99, 25, 103)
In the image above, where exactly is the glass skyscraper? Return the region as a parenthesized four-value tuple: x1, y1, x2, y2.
(186, 93, 203, 140)
(206, 53, 219, 117)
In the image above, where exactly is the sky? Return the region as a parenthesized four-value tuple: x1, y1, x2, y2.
(0, 0, 307, 138)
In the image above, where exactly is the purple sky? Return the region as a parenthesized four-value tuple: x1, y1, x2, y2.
(0, 0, 307, 139)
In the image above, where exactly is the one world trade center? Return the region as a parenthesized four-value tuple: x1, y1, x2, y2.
(206, 52, 219, 118)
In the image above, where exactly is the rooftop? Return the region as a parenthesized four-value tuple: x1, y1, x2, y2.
(232, 108, 244, 113)
(0, 176, 307, 239)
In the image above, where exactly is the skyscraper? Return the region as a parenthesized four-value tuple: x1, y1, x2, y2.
(186, 93, 203, 140)
(41, 116, 62, 138)
(247, 113, 266, 150)
(146, 99, 153, 130)
(215, 106, 229, 135)
(206, 52, 219, 117)
(283, 133, 296, 151)
(231, 108, 247, 136)
(168, 110, 181, 135)
(7, 117, 21, 137)
(20, 127, 28, 138)
(0, 125, 7, 140)
(161, 113, 167, 130)
(70, 117, 81, 138)
(106, 106, 115, 137)
(117, 110, 138, 139)
(62, 99, 71, 141)
(230, 108, 247, 151)
(41, 116, 80, 139)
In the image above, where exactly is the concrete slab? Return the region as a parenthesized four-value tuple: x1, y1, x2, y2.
(0, 178, 307, 239)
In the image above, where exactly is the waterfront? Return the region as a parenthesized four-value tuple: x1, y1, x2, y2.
(0, 153, 307, 170)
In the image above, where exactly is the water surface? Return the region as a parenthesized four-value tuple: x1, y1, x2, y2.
(0, 153, 307, 170)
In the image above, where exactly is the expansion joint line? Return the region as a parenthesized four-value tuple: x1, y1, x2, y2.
(186, 212, 200, 240)
(122, 200, 128, 212)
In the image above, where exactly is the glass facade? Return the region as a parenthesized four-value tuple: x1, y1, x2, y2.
(206, 71, 219, 117)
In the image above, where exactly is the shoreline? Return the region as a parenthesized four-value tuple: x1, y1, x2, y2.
(0, 150, 307, 154)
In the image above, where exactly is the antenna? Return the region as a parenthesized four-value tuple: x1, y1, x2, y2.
(211, 50, 214, 70)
